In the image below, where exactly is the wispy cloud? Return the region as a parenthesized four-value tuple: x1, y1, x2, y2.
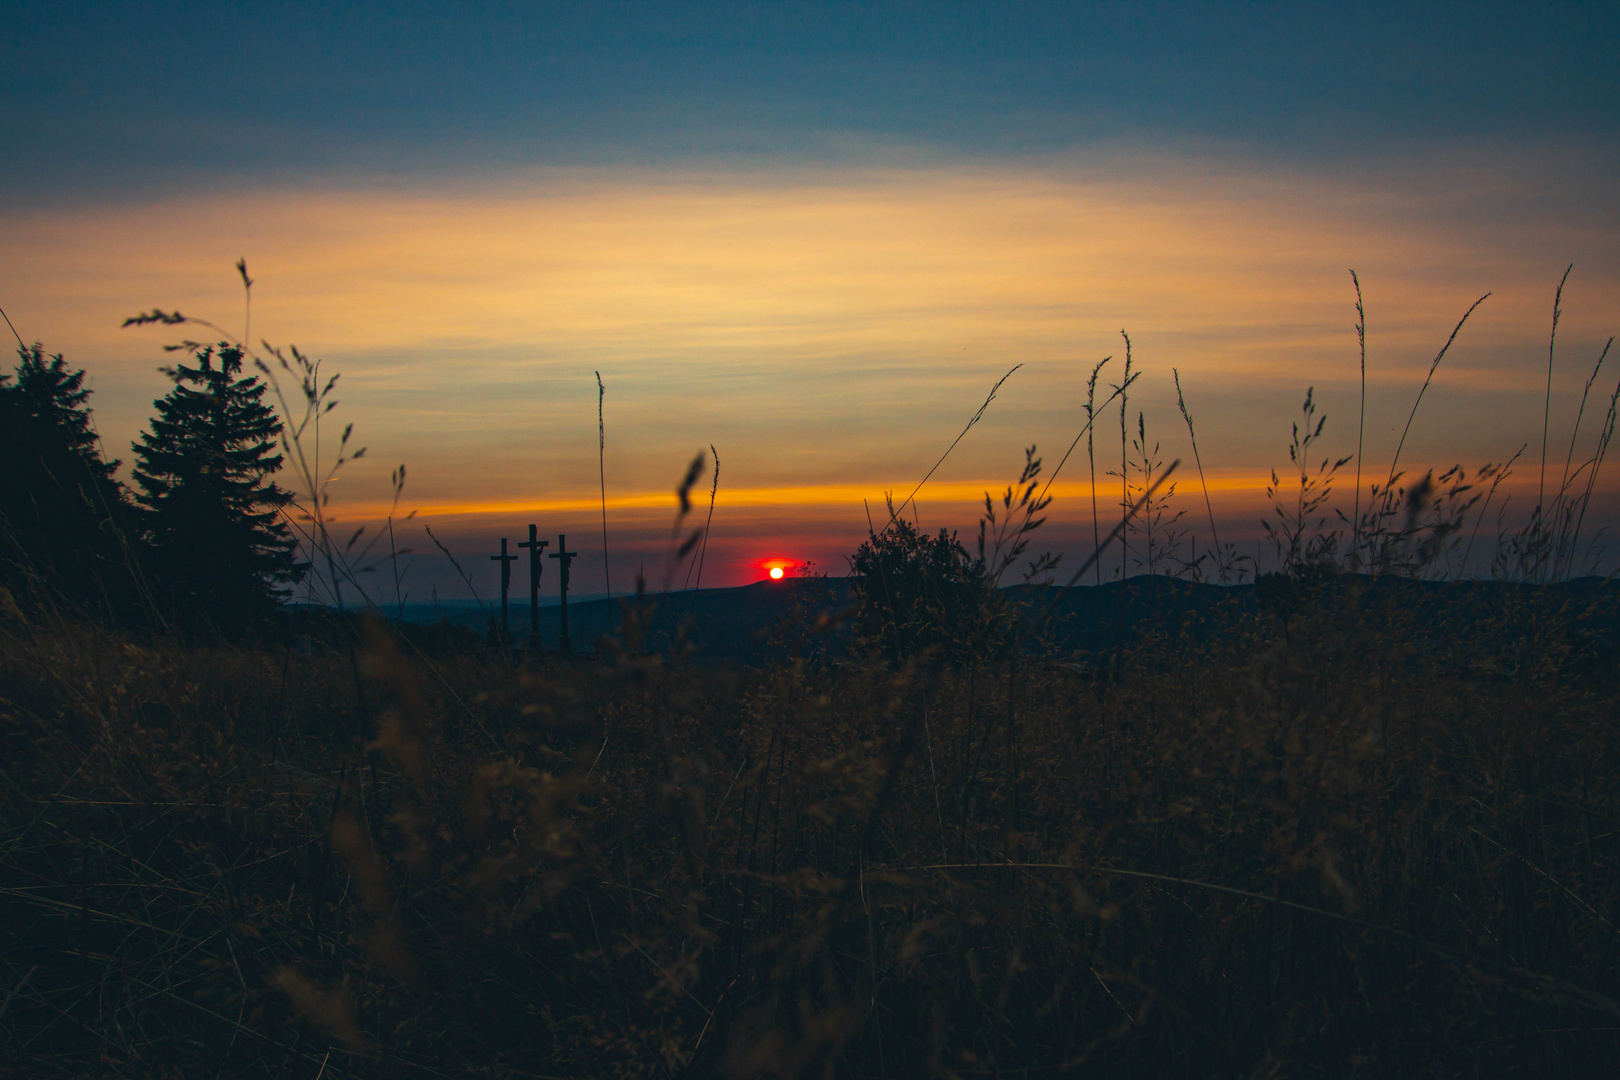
(2, 147, 1615, 587)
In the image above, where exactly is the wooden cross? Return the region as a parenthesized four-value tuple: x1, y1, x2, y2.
(490, 537, 517, 643)
(548, 533, 580, 651)
(518, 524, 549, 644)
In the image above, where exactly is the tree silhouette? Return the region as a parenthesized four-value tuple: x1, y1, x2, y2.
(131, 343, 299, 633)
(0, 344, 145, 617)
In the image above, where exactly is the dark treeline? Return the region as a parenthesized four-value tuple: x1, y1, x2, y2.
(0, 341, 297, 637)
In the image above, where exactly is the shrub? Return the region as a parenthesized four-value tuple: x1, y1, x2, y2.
(850, 518, 1003, 666)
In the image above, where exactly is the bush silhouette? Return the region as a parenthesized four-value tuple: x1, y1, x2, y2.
(850, 517, 1005, 665)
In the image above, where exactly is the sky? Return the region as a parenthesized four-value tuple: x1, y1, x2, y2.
(3, 2, 1618, 601)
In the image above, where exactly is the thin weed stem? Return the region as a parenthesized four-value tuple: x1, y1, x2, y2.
(1541, 265, 1574, 511)
(1351, 270, 1366, 569)
(596, 371, 611, 633)
(1117, 331, 1133, 581)
(1386, 292, 1491, 498)
(1174, 368, 1222, 582)
(883, 364, 1022, 533)
(1087, 359, 1108, 589)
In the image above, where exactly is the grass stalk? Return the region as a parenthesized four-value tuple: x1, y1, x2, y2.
(1385, 292, 1491, 500)
(884, 364, 1022, 533)
(1350, 269, 1366, 570)
(596, 371, 612, 633)
(687, 445, 720, 607)
(1174, 368, 1222, 582)
(1541, 265, 1574, 512)
(1087, 358, 1109, 589)
(1117, 331, 1133, 581)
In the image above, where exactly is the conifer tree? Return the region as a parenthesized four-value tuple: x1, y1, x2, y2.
(131, 342, 299, 632)
(0, 344, 145, 616)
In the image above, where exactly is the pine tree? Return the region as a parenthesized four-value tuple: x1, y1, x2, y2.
(0, 344, 145, 617)
(131, 343, 299, 632)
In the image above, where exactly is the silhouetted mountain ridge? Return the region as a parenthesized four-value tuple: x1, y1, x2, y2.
(387, 573, 1620, 672)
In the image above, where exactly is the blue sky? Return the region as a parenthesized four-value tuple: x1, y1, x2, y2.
(6, 2, 1618, 198)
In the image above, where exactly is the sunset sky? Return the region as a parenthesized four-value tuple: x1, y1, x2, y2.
(3, 3, 1618, 599)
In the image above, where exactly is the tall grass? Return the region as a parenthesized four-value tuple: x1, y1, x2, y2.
(4, 556, 1617, 1077)
(1085, 357, 1110, 589)
(3, 270, 1620, 1079)
(598, 370, 613, 636)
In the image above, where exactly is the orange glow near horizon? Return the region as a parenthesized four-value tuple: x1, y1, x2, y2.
(1, 153, 1616, 590)
(326, 473, 1285, 521)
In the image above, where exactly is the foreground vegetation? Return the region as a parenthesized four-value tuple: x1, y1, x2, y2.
(3, 571, 1619, 1078)
(5, 266, 1620, 1076)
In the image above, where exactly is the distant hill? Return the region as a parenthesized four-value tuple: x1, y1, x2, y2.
(390, 577, 856, 661)
(372, 573, 1620, 671)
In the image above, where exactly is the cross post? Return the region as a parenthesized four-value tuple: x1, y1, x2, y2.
(490, 537, 517, 643)
(517, 524, 549, 646)
(548, 533, 580, 651)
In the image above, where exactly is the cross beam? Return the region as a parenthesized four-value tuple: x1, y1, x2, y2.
(490, 537, 517, 643)
(548, 534, 580, 651)
(518, 524, 549, 645)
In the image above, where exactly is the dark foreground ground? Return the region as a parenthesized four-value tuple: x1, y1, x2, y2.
(5, 575, 1620, 1077)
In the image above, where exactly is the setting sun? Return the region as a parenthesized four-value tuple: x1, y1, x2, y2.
(5, 9, 1617, 1074)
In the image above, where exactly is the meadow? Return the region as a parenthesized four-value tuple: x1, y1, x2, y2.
(3, 275, 1620, 1078)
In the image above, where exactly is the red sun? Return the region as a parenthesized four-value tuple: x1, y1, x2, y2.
(769, 567, 784, 580)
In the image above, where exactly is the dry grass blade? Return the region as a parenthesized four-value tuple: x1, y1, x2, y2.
(883, 363, 1022, 533)
(1542, 264, 1574, 510)
(1174, 368, 1223, 581)
(596, 370, 611, 630)
(1350, 269, 1367, 566)
(1386, 291, 1490, 496)
(1026, 458, 1179, 637)
(1, 305, 27, 351)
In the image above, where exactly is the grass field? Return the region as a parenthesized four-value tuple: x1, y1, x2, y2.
(3, 565, 1620, 1077)
(5, 276, 1620, 1077)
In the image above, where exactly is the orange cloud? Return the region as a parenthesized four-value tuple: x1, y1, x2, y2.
(2, 149, 1615, 586)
